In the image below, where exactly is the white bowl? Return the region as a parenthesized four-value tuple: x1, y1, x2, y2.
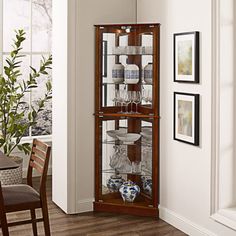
(124, 78, 139, 84)
(144, 78, 153, 84)
(107, 130, 126, 140)
(116, 133, 141, 144)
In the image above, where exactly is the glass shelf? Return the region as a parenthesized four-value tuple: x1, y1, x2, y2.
(102, 139, 152, 147)
(102, 169, 152, 176)
(104, 53, 154, 56)
(96, 113, 157, 118)
(102, 81, 153, 85)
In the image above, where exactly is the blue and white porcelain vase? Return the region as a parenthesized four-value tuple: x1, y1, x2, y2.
(107, 175, 125, 193)
(119, 180, 140, 202)
(124, 64, 139, 84)
(141, 176, 152, 196)
(112, 63, 124, 84)
(144, 62, 153, 84)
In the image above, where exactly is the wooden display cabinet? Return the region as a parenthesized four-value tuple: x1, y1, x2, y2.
(94, 24, 160, 217)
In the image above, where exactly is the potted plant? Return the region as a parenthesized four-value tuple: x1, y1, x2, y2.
(0, 29, 52, 184)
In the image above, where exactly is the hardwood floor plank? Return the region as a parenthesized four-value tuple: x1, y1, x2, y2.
(0, 177, 187, 236)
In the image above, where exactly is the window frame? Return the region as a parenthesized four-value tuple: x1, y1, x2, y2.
(0, 0, 52, 141)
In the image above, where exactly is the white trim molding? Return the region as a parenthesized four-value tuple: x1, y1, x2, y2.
(210, 0, 221, 216)
(77, 198, 94, 213)
(159, 207, 217, 236)
(212, 209, 236, 231)
(210, 0, 236, 230)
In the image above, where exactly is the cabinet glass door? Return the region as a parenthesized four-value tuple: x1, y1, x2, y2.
(98, 116, 154, 206)
(98, 25, 157, 114)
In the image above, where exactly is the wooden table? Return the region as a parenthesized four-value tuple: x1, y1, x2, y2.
(0, 151, 19, 170)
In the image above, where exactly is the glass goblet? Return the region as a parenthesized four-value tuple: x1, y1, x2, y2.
(133, 91, 141, 113)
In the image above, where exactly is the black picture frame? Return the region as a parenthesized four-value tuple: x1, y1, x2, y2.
(173, 31, 199, 83)
(173, 92, 199, 146)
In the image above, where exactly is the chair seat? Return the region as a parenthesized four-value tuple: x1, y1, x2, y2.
(0, 139, 51, 235)
(2, 184, 40, 211)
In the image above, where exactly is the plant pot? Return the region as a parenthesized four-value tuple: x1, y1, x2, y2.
(0, 156, 23, 185)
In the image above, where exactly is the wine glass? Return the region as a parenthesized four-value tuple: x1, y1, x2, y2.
(133, 91, 141, 113)
(130, 91, 135, 113)
(117, 89, 125, 113)
(111, 89, 119, 106)
(124, 91, 132, 113)
(142, 89, 149, 104)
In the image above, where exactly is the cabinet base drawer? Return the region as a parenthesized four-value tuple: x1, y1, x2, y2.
(94, 201, 158, 217)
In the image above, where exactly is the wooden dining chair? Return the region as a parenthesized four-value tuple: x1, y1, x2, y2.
(0, 139, 51, 236)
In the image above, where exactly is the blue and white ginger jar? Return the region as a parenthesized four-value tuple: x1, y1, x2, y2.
(107, 175, 125, 193)
(119, 180, 140, 202)
(141, 176, 152, 196)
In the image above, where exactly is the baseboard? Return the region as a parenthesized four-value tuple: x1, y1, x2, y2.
(159, 206, 217, 236)
(77, 198, 94, 213)
(22, 166, 52, 178)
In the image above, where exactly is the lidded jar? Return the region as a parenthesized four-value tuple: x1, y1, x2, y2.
(144, 62, 153, 84)
(119, 180, 140, 202)
(141, 176, 152, 196)
(124, 64, 139, 84)
(112, 63, 124, 84)
(107, 174, 125, 193)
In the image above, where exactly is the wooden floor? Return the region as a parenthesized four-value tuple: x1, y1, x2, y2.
(1, 177, 187, 236)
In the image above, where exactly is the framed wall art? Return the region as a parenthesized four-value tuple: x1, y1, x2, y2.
(174, 92, 199, 146)
(173, 31, 199, 83)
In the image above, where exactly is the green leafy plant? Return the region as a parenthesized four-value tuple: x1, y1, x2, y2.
(0, 29, 52, 156)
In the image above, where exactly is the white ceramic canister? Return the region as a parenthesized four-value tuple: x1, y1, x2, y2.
(144, 62, 153, 84)
(124, 64, 139, 84)
(112, 63, 124, 84)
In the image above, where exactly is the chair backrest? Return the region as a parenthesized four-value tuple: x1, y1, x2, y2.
(27, 139, 51, 195)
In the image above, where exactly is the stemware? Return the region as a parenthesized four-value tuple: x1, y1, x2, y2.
(111, 89, 119, 106)
(132, 91, 141, 113)
(147, 90, 152, 104)
(142, 89, 149, 104)
(116, 90, 125, 113)
(142, 89, 152, 105)
(123, 91, 132, 113)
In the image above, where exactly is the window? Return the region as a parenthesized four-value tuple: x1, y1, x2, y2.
(0, 0, 52, 138)
(211, 0, 236, 230)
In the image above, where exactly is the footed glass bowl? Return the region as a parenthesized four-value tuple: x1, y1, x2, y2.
(116, 133, 141, 144)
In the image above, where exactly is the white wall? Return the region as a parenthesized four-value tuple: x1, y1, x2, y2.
(137, 0, 236, 235)
(52, 0, 136, 213)
(52, 0, 71, 212)
(75, 0, 136, 212)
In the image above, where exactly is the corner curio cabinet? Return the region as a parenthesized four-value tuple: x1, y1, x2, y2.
(94, 24, 160, 217)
